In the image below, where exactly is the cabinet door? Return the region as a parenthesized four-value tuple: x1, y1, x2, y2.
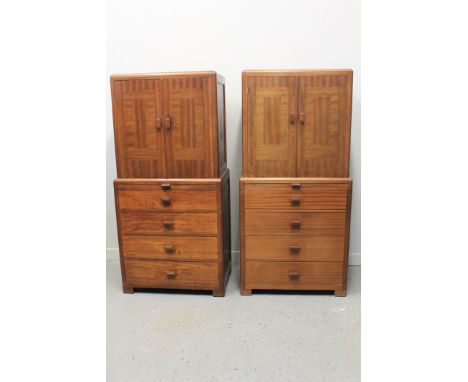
(112, 79, 165, 178)
(163, 76, 216, 178)
(245, 76, 298, 177)
(297, 73, 352, 177)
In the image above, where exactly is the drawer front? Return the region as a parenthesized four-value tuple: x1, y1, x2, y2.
(244, 183, 348, 210)
(120, 211, 218, 235)
(118, 185, 217, 211)
(244, 236, 345, 262)
(122, 235, 218, 261)
(245, 261, 343, 290)
(244, 211, 346, 236)
(125, 260, 218, 289)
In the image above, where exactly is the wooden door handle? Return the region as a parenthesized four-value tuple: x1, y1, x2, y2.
(299, 112, 305, 125)
(290, 197, 301, 206)
(160, 196, 171, 206)
(163, 221, 174, 229)
(156, 117, 162, 131)
(288, 245, 301, 254)
(291, 183, 301, 190)
(288, 271, 300, 280)
(289, 112, 296, 126)
(290, 221, 301, 229)
(161, 183, 171, 190)
(164, 245, 175, 254)
(165, 271, 177, 279)
(164, 116, 171, 131)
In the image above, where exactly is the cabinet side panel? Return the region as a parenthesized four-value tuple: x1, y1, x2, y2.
(217, 82, 227, 174)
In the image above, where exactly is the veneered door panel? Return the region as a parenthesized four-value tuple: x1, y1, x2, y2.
(112, 79, 165, 178)
(297, 73, 352, 177)
(163, 76, 216, 178)
(246, 76, 297, 177)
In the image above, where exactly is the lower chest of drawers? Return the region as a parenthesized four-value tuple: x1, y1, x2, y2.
(240, 177, 352, 296)
(114, 170, 231, 297)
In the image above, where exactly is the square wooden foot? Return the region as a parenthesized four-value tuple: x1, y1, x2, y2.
(123, 286, 134, 294)
(334, 289, 346, 297)
(212, 288, 225, 297)
(241, 288, 252, 296)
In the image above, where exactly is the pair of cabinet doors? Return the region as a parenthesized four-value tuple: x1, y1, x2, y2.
(111, 72, 226, 179)
(242, 70, 353, 177)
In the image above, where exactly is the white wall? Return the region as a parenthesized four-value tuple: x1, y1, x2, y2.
(106, 0, 361, 263)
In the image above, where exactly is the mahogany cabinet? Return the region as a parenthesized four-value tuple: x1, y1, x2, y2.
(240, 178, 352, 296)
(111, 71, 227, 179)
(240, 69, 353, 296)
(114, 169, 231, 296)
(242, 70, 353, 178)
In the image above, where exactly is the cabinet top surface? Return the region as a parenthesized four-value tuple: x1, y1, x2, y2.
(111, 71, 223, 81)
(242, 69, 353, 76)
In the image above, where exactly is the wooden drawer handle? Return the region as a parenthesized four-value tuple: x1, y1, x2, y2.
(155, 117, 162, 131)
(288, 271, 300, 280)
(299, 112, 305, 126)
(161, 183, 171, 190)
(290, 197, 301, 206)
(291, 183, 301, 190)
(160, 196, 171, 206)
(164, 245, 175, 254)
(165, 271, 177, 279)
(163, 221, 174, 229)
(288, 245, 301, 254)
(289, 112, 296, 125)
(290, 221, 301, 229)
(164, 116, 171, 131)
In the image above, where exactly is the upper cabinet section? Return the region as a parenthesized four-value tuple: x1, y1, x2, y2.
(242, 70, 353, 178)
(111, 71, 227, 179)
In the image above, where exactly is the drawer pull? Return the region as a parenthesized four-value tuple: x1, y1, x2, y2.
(288, 271, 300, 280)
(155, 117, 162, 131)
(164, 116, 171, 131)
(163, 221, 174, 229)
(291, 183, 301, 190)
(290, 197, 301, 206)
(161, 196, 171, 206)
(164, 245, 175, 254)
(161, 183, 171, 190)
(299, 112, 305, 126)
(289, 112, 296, 125)
(165, 271, 177, 279)
(290, 221, 301, 229)
(288, 245, 301, 254)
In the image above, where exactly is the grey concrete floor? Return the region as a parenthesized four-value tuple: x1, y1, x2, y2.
(107, 259, 360, 382)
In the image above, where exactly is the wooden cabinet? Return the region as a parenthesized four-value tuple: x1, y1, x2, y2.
(240, 178, 352, 296)
(111, 71, 231, 296)
(114, 170, 231, 296)
(241, 69, 353, 296)
(111, 71, 227, 178)
(242, 70, 352, 177)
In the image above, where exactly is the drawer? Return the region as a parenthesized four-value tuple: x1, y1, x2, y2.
(122, 236, 218, 261)
(244, 183, 348, 210)
(244, 211, 346, 236)
(125, 260, 218, 289)
(117, 184, 217, 211)
(244, 236, 345, 262)
(120, 211, 218, 235)
(244, 261, 343, 290)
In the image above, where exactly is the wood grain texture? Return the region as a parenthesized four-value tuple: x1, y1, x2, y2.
(120, 211, 218, 236)
(242, 70, 352, 178)
(244, 183, 348, 210)
(125, 259, 218, 289)
(244, 236, 345, 262)
(244, 261, 343, 290)
(111, 71, 226, 178)
(122, 236, 218, 261)
(118, 187, 217, 211)
(244, 211, 346, 236)
(244, 75, 297, 177)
